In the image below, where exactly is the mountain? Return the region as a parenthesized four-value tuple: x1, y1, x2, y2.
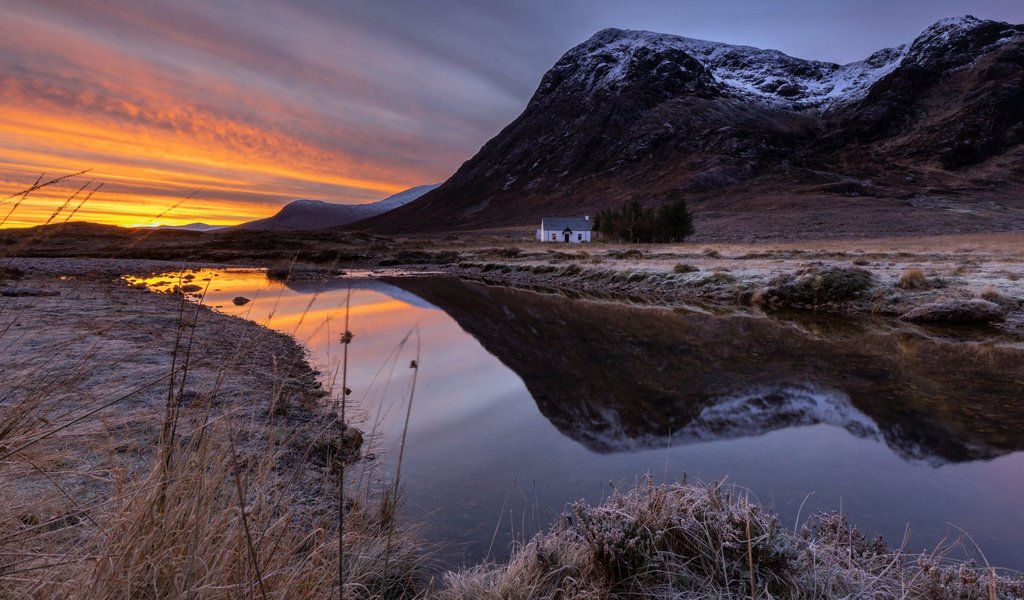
(232, 183, 439, 231)
(357, 17, 1024, 239)
(154, 222, 221, 232)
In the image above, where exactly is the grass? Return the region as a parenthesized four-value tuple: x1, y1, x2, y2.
(897, 268, 931, 290)
(1, 177, 428, 597)
(0, 268, 428, 598)
(441, 478, 1023, 600)
(3, 173, 1023, 598)
(701, 271, 736, 285)
(759, 266, 875, 307)
(378, 250, 462, 266)
(977, 285, 1007, 303)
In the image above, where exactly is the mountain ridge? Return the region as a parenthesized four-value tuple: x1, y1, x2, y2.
(231, 183, 439, 231)
(355, 16, 1024, 239)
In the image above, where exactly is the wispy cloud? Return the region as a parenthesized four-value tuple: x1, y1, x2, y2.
(1, 0, 1019, 226)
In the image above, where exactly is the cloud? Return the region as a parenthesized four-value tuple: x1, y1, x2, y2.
(1, 0, 1020, 226)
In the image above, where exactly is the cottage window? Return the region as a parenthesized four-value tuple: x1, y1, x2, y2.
(577, 233, 582, 241)
(551, 233, 556, 241)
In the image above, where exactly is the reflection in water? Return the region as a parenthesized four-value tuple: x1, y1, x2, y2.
(665, 383, 881, 445)
(392, 277, 1024, 466)
(128, 270, 1024, 570)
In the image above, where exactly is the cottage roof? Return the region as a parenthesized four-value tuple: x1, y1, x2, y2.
(541, 217, 591, 232)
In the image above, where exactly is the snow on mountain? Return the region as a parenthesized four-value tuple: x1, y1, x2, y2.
(365, 15, 1024, 235)
(564, 27, 911, 112)
(232, 183, 439, 231)
(678, 384, 881, 442)
(904, 14, 1021, 66)
(572, 383, 882, 454)
(371, 184, 442, 212)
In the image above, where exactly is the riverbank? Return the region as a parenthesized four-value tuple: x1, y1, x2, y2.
(6, 224, 1023, 332)
(0, 260, 421, 597)
(374, 233, 1024, 335)
(3, 257, 1024, 597)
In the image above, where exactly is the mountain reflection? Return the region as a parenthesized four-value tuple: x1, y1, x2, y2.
(391, 277, 1024, 465)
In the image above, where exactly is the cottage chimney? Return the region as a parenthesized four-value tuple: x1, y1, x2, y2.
(584, 214, 589, 221)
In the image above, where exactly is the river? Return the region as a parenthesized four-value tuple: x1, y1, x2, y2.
(128, 268, 1024, 571)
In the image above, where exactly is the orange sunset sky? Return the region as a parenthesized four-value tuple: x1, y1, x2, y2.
(0, 1, 533, 227)
(3, 0, 1020, 228)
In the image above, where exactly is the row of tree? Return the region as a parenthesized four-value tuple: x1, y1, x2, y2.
(592, 194, 695, 243)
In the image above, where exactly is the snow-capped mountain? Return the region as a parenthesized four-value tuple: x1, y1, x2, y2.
(548, 383, 883, 454)
(232, 183, 439, 231)
(552, 28, 907, 112)
(357, 16, 1024, 239)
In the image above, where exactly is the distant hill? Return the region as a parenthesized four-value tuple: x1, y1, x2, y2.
(355, 16, 1024, 240)
(231, 184, 439, 231)
(155, 222, 222, 232)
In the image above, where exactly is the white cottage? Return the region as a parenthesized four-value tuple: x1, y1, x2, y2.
(537, 216, 591, 243)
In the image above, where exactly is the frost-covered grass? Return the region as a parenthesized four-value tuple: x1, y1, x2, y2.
(0, 262, 427, 599)
(440, 479, 1024, 600)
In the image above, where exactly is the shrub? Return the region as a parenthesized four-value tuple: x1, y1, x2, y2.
(701, 271, 736, 285)
(607, 249, 645, 260)
(897, 268, 930, 290)
(977, 286, 1007, 303)
(673, 263, 699, 274)
(759, 267, 874, 307)
(0, 266, 24, 283)
(494, 247, 522, 259)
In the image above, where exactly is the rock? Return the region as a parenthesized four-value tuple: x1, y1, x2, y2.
(1, 287, 60, 297)
(342, 425, 363, 454)
(313, 424, 364, 469)
(176, 284, 203, 294)
(900, 299, 1005, 324)
(232, 296, 251, 306)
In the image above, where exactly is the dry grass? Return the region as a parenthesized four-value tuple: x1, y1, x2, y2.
(0, 188, 427, 600)
(441, 479, 1024, 600)
(977, 285, 1006, 303)
(3, 173, 1023, 598)
(0, 279, 427, 599)
(897, 268, 931, 290)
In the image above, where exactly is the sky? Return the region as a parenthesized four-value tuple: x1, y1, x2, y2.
(1, 0, 1021, 227)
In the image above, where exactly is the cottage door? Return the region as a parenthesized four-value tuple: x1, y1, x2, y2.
(562, 228, 571, 243)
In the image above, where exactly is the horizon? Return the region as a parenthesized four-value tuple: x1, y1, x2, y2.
(1, 1, 1021, 228)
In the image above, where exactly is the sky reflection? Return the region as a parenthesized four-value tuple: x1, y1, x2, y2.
(126, 269, 1024, 570)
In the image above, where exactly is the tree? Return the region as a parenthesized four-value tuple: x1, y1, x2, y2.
(593, 193, 694, 243)
(659, 191, 695, 243)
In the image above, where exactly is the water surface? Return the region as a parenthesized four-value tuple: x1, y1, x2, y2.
(130, 269, 1024, 570)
